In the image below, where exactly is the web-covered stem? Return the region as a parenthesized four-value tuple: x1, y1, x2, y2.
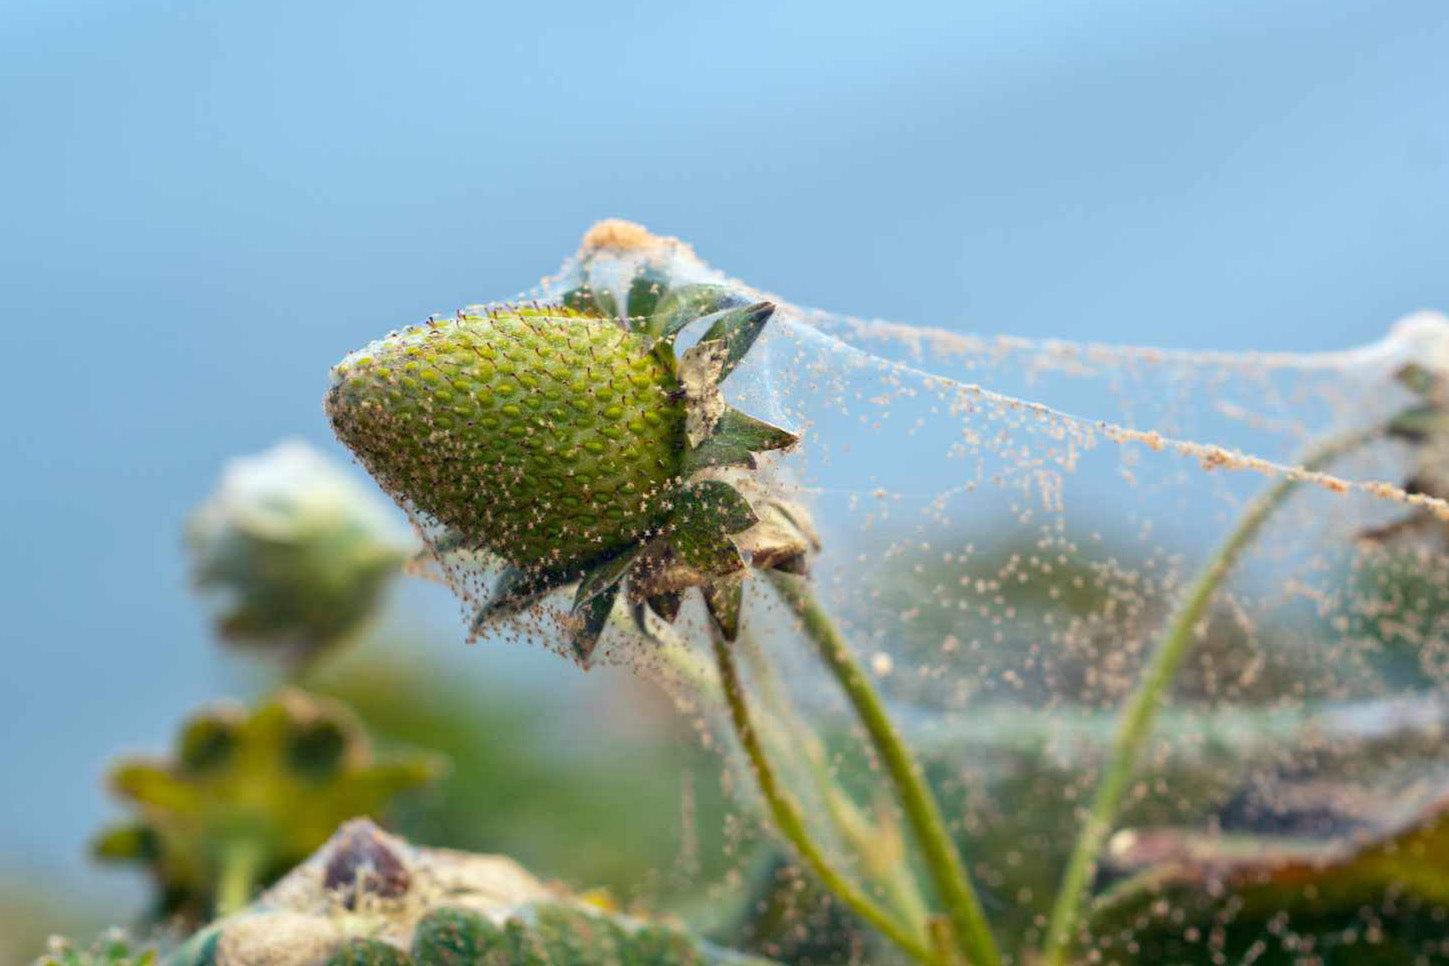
(767, 571, 1003, 966)
(1040, 422, 1386, 964)
(709, 630, 937, 963)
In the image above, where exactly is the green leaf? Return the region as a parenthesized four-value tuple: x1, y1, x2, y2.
(684, 408, 800, 473)
(626, 269, 670, 323)
(649, 284, 753, 341)
(574, 544, 648, 608)
(471, 566, 574, 635)
(675, 481, 759, 534)
(1387, 402, 1448, 442)
(561, 285, 619, 319)
(697, 301, 774, 384)
(571, 582, 620, 664)
(702, 577, 744, 642)
(91, 822, 160, 862)
(1086, 791, 1449, 963)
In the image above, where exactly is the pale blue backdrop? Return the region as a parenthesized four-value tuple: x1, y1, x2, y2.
(2, 0, 1447, 912)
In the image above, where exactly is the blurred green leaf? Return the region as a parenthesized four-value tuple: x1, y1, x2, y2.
(93, 690, 444, 925)
(1084, 783, 1449, 963)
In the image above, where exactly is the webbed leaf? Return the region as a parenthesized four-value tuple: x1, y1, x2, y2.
(703, 576, 744, 641)
(471, 566, 576, 636)
(1084, 787, 1449, 962)
(668, 482, 758, 576)
(562, 285, 619, 319)
(574, 544, 649, 608)
(684, 408, 800, 473)
(626, 268, 671, 323)
(570, 582, 621, 663)
(649, 284, 754, 341)
(698, 301, 774, 384)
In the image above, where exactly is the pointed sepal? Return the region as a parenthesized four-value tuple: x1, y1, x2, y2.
(470, 565, 574, 636)
(674, 481, 759, 533)
(570, 582, 621, 664)
(648, 590, 683, 623)
(109, 759, 201, 812)
(561, 285, 619, 319)
(1387, 402, 1447, 442)
(92, 822, 161, 863)
(649, 284, 753, 341)
(684, 407, 801, 473)
(698, 301, 775, 384)
(1396, 361, 1440, 397)
(625, 268, 671, 324)
(703, 576, 744, 641)
(669, 481, 758, 576)
(574, 544, 647, 607)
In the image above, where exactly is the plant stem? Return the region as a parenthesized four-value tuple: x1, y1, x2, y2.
(636, 608, 935, 949)
(710, 632, 938, 964)
(738, 629, 933, 940)
(215, 835, 264, 918)
(766, 571, 1002, 966)
(1040, 425, 1382, 964)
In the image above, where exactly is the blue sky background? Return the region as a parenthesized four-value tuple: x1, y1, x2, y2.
(2, 0, 1447, 913)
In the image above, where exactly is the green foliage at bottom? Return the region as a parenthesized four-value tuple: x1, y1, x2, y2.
(324, 905, 712, 966)
(35, 933, 156, 966)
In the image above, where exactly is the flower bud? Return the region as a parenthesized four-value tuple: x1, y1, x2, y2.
(187, 440, 417, 667)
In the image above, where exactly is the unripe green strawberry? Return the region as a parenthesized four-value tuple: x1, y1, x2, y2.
(326, 307, 688, 573)
(326, 254, 804, 659)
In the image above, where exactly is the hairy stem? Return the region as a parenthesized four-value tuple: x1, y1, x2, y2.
(637, 608, 933, 945)
(710, 632, 937, 964)
(1041, 425, 1383, 964)
(767, 571, 1002, 966)
(215, 835, 264, 918)
(738, 629, 933, 939)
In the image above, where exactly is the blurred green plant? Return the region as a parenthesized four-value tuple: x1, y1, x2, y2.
(35, 222, 1449, 966)
(309, 646, 738, 902)
(1087, 783, 1449, 963)
(92, 690, 443, 925)
(187, 439, 417, 670)
(34, 932, 155, 966)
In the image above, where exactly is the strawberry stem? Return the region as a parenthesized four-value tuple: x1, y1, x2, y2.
(766, 571, 1002, 966)
(1040, 423, 1384, 965)
(709, 630, 938, 964)
(215, 835, 264, 918)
